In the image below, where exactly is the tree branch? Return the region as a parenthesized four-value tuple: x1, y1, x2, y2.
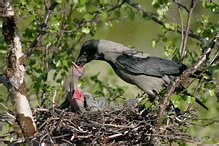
(210, 0, 219, 6)
(1, 0, 36, 137)
(155, 31, 218, 132)
(179, 0, 199, 62)
(180, 51, 219, 96)
(25, 2, 59, 57)
(173, 0, 189, 13)
(125, 0, 207, 45)
(176, 0, 184, 61)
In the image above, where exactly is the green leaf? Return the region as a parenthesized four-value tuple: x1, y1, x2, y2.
(209, 88, 216, 96)
(164, 23, 170, 29)
(89, 27, 96, 36)
(100, 11, 107, 21)
(170, 94, 181, 107)
(76, 6, 86, 13)
(62, 60, 68, 67)
(28, 15, 35, 21)
(0, 50, 7, 53)
(170, 94, 180, 102)
(152, 1, 160, 8)
(145, 102, 152, 109)
(142, 13, 151, 20)
(56, 78, 63, 84)
(73, 0, 79, 4)
(126, 8, 135, 21)
(55, 0, 62, 3)
(187, 96, 195, 104)
(27, 59, 36, 66)
(82, 27, 90, 34)
(35, 66, 43, 73)
(79, 0, 86, 4)
(26, 4, 33, 11)
(73, 18, 81, 24)
(159, 0, 168, 5)
(20, 0, 26, 4)
(84, 14, 93, 20)
(152, 39, 157, 48)
(114, 10, 121, 18)
(157, 8, 166, 17)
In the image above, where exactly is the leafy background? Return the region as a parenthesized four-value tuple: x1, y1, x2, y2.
(0, 0, 218, 143)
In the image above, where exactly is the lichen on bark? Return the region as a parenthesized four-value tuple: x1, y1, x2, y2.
(1, 1, 36, 138)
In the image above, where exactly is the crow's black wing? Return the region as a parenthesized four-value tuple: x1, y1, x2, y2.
(117, 54, 187, 77)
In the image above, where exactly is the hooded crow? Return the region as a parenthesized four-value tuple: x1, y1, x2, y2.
(76, 39, 208, 110)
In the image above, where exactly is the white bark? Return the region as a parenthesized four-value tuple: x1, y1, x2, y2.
(1, 0, 36, 137)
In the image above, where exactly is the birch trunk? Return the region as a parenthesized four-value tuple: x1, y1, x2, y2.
(0, 1, 36, 137)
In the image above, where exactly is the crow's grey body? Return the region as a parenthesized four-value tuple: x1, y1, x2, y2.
(76, 40, 187, 97)
(76, 40, 209, 110)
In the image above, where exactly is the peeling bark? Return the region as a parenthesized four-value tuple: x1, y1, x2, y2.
(0, 1, 36, 137)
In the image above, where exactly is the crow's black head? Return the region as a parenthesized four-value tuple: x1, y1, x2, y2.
(76, 40, 104, 67)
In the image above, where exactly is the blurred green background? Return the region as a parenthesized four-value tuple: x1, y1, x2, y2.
(0, 0, 218, 143)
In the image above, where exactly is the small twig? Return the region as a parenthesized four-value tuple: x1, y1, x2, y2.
(180, 47, 219, 96)
(38, 117, 60, 131)
(210, 0, 219, 6)
(45, 44, 49, 72)
(0, 103, 12, 112)
(45, 25, 80, 34)
(75, 134, 93, 139)
(4, 111, 16, 120)
(40, 133, 48, 144)
(187, 120, 218, 127)
(40, 92, 46, 108)
(52, 90, 57, 112)
(103, 123, 135, 128)
(110, 107, 126, 124)
(176, 0, 184, 61)
(107, 0, 125, 13)
(67, 125, 87, 133)
(144, 134, 197, 143)
(186, 48, 196, 61)
(53, 134, 70, 139)
(61, 138, 73, 144)
(211, 71, 219, 102)
(180, 0, 199, 62)
(107, 131, 129, 139)
(173, 0, 189, 13)
(35, 108, 50, 112)
(125, 0, 206, 44)
(54, 24, 66, 51)
(26, 2, 59, 57)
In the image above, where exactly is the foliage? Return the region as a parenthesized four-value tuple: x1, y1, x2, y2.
(0, 0, 218, 144)
(90, 73, 126, 105)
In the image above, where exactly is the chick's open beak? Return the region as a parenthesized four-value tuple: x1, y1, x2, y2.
(69, 62, 86, 112)
(72, 62, 85, 77)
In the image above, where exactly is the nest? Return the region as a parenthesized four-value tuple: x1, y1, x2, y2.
(4, 101, 218, 145)
(25, 105, 198, 145)
(1, 99, 218, 145)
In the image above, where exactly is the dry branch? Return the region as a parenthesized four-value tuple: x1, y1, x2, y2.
(25, 2, 59, 57)
(155, 31, 218, 132)
(125, 0, 207, 45)
(179, 0, 199, 62)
